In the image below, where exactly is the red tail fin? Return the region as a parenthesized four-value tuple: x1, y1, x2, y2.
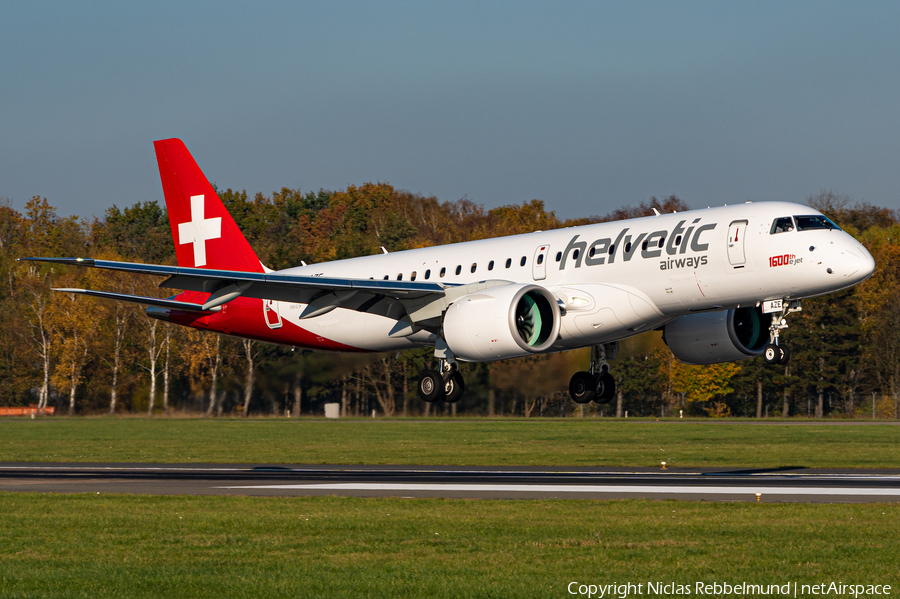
(154, 138, 264, 273)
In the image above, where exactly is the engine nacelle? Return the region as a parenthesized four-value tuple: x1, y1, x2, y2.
(663, 306, 768, 365)
(443, 284, 561, 361)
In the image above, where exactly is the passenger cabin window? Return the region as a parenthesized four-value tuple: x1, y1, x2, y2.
(455, 265, 462, 275)
(425, 269, 431, 279)
(410, 271, 417, 281)
(555, 252, 562, 262)
(383, 275, 389, 280)
(440, 267, 446, 278)
(471, 263, 477, 273)
(771, 217, 795, 234)
(488, 260, 494, 271)
(795, 215, 841, 231)
(397, 274, 403, 281)
(505, 258, 512, 268)
(520, 256, 526, 266)
(589, 247, 595, 257)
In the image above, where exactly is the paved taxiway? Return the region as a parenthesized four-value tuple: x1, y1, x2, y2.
(2, 463, 900, 502)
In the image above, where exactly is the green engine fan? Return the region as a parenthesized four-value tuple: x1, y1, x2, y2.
(515, 291, 553, 347)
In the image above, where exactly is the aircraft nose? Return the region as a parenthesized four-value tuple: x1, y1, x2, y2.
(857, 244, 876, 280)
(841, 242, 876, 283)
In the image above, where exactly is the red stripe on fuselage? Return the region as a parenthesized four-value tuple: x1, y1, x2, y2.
(166, 293, 366, 352)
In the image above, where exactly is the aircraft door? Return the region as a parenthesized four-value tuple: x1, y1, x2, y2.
(727, 220, 748, 267)
(532, 245, 549, 280)
(263, 299, 283, 329)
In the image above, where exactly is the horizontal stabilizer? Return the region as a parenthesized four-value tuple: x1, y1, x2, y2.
(52, 288, 219, 312)
(22, 257, 447, 303)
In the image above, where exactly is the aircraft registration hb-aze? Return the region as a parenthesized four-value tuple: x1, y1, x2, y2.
(23, 139, 876, 405)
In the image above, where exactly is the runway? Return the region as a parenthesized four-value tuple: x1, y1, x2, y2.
(2, 463, 900, 502)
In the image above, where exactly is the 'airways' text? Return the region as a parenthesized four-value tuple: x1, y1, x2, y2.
(660, 256, 708, 270)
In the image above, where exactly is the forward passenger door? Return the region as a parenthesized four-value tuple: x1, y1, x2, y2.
(727, 220, 748, 267)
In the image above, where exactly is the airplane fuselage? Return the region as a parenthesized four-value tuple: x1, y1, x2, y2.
(171, 201, 873, 356)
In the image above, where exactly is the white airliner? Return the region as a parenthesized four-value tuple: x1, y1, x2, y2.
(23, 139, 876, 404)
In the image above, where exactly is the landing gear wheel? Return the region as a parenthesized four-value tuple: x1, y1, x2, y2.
(417, 370, 444, 403)
(444, 371, 465, 403)
(595, 372, 616, 404)
(763, 344, 781, 365)
(778, 344, 791, 365)
(569, 371, 596, 404)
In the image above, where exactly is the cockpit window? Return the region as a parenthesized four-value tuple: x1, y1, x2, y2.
(771, 217, 795, 234)
(794, 215, 841, 232)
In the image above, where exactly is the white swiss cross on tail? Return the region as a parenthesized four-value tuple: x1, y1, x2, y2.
(178, 195, 222, 267)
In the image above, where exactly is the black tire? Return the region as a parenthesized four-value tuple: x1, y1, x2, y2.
(778, 344, 791, 365)
(763, 344, 780, 365)
(569, 371, 596, 404)
(417, 370, 444, 403)
(444, 371, 465, 403)
(595, 372, 616, 404)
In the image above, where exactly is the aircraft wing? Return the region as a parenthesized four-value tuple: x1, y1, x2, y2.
(20, 257, 447, 312)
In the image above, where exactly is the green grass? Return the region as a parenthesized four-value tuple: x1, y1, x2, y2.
(1, 418, 898, 468)
(0, 493, 898, 598)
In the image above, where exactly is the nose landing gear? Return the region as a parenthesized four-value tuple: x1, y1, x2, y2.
(762, 300, 801, 366)
(763, 343, 791, 365)
(569, 342, 618, 404)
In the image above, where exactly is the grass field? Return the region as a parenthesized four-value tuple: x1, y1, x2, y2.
(1, 418, 898, 468)
(1, 493, 898, 598)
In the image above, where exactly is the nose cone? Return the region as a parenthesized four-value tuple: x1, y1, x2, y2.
(843, 242, 876, 284)
(857, 243, 876, 281)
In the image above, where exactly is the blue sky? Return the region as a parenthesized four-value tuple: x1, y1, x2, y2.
(2, 1, 899, 221)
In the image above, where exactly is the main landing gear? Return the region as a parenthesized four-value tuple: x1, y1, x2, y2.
(763, 300, 801, 366)
(569, 342, 618, 404)
(417, 338, 465, 404)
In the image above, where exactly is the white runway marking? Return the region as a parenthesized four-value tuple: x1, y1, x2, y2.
(215, 483, 900, 496)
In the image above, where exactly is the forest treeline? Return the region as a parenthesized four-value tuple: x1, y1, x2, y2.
(2, 184, 899, 418)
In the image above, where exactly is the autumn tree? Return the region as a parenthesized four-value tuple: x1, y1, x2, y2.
(671, 361, 742, 416)
(92, 201, 174, 264)
(50, 284, 99, 416)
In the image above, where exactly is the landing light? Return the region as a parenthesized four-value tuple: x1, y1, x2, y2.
(568, 296, 591, 307)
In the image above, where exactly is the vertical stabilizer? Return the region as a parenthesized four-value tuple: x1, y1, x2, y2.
(154, 138, 264, 273)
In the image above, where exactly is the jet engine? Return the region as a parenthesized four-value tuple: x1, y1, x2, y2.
(443, 284, 561, 361)
(663, 306, 768, 365)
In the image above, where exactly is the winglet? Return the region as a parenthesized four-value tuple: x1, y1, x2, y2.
(154, 139, 264, 273)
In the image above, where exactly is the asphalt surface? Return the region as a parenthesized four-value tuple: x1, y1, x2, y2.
(2, 463, 900, 502)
